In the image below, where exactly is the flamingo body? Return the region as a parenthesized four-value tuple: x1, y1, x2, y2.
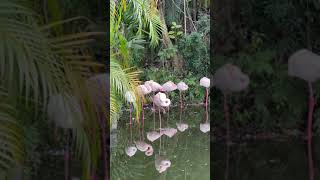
(125, 146, 137, 157)
(155, 157, 171, 173)
(213, 64, 249, 92)
(289, 49, 320, 82)
(147, 131, 162, 142)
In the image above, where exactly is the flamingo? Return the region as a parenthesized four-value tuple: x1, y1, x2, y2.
(162, 81, 177, 122)
(177, 82, 188, 108)
(155, 156, 171, 173)
(125, 117, 137, 157)
(288, 49, 320, 180)
(125, 146, 137, 157)
(47, 94, 83, 180)
(137, 84, 152, 140)
(125, 91, 136, 125)
(176, 105, 189, 132)
(213, 63, 249, 144)
(176, 123, 188, 132)
(145, 80, 164, 92)
(200, 77, 210, 110)
(153, 92, 170, 123)
(135, 141, 154, 156)
(145, 80, 164, 126)
(160, 127, 178, 137)
(85, 73, 109, 180)
(200, 123, 210, 133)
(162, 81, 177, 93)
(153, 92, 177, 138)
(147, 131, 162, 142)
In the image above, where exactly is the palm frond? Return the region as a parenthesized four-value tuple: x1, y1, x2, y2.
(128, 0, 164, 47)
(0, 1, 105, 179)
(110, 58, 142, 122)
(0, 88, 25, 171)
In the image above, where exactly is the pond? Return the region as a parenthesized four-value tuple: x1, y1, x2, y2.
(110, 106, 210, 180)
(212, 139, 320, 180)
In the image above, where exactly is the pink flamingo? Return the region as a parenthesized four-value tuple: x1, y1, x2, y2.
(200, 77, 210, 110)
(213, 64, 249, 144)
(145, 80, 164, 122)
(200, 104, 210, 133)
(86, 73, 109, 180)
(135, 141, 154, 156)
(125, 146, 137, 157)
(162, 81, 177, 93)
(162, 81, 177, 101)
(47, 94, 84, 180)
(137, 84, 152, 137)
(155, 156, 171, 173)
(145, 80, 164, 92)
(162, 81, 177, 126)
(177, 82, 188, 109)
(125, 91, 136, 125)
(288, 49, 320, 180)
(176, 106, 189, 132)
(162, 80, 177, 111)
(153, 92, 177, 138)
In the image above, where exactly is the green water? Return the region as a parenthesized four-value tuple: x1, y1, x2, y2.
(212, 139, 320, 180)
(111, 106, 210, 180)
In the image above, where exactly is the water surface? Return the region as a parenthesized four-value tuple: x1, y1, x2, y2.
(111, 106, 210, 180)
(213, 139, 320, 180)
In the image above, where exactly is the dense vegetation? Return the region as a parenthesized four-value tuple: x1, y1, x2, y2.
(0, 0, 106, 179)
(4, 0, 320, 179)
(111, 0, 210, 122)
(212, 0, 320, 136)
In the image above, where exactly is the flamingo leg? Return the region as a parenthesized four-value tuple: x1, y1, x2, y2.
(307, 82, 315, 141)
(142, 101, 144, 128)
(130, 116, 133, 143)
(308, 139, 315, 180)
(142, 101, 145, 141)
(308, 82, 315, 180)
(206, 88, 209, 111)
(129, 104, 132, 125)
(98, 112, 108, 180)
(224, 93, 230, 145)
(179, 106, 182, 123)
(167, 106, 170, 126)
(159, 107, 162, 155)
(153, 102, 156, 130)
(224, 143, 230, 180)
(64, 130, 70, 180)
(159, 107, 162, 131)
(180, 91, 182, 109)
(167, 93, 170, 125)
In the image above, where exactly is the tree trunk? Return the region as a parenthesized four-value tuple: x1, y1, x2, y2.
(193, 0, 197, 21)
(158, 1, 184, 72)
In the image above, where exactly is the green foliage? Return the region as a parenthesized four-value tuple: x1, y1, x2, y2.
(212, 0, 320, 134)
(110, 0, 166, 123)
(178, 32, 209, 75)
(212, 49, 309, 132)
(0, 0, 105, 179)
(168, 22, 183, 40)
(157, 44, 178, 67)
(195, 12, 210, 37)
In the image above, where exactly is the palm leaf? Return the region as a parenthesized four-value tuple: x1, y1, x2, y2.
(0, 88, 25, 171)
(0, 1, 105, 179)
(110, 58, 142, 122)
